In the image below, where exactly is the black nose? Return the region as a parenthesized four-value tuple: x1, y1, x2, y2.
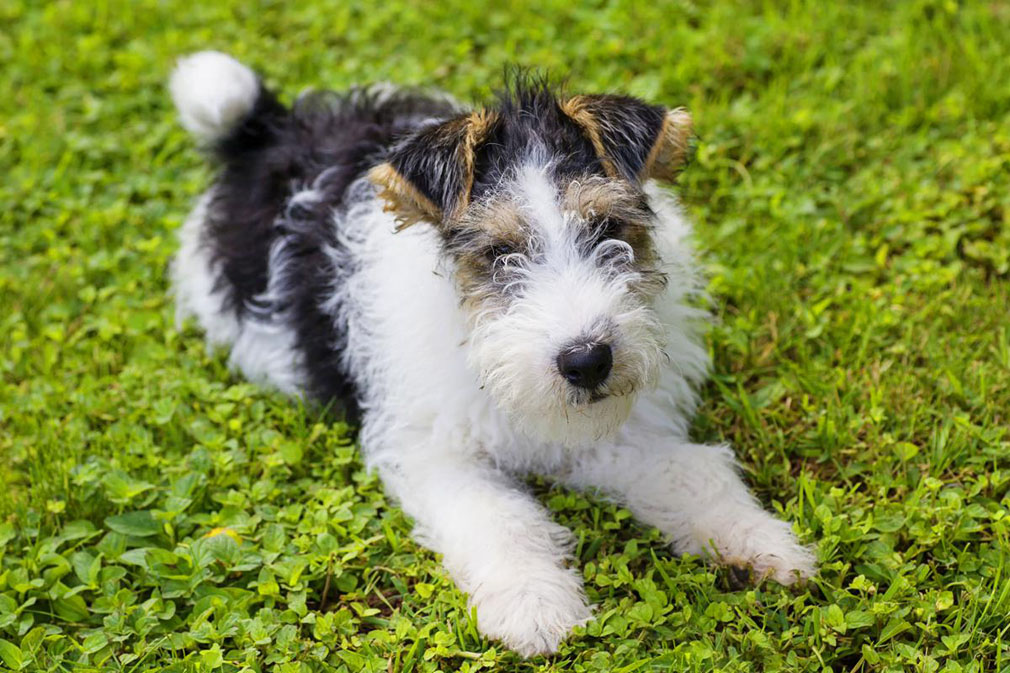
(556, 343, 613, 389)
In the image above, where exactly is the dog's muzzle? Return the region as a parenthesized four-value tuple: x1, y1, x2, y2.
(556, 342, 612, 390)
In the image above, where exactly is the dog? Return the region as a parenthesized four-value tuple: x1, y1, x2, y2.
(169, 51, 816, 657)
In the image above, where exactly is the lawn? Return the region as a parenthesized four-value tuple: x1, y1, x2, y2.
(2, 0, 1009, 671)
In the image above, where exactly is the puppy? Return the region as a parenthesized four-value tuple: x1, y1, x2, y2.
(170, 51, 816, 656)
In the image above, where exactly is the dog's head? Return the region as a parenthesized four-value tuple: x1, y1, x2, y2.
(369, 79, 693, 445)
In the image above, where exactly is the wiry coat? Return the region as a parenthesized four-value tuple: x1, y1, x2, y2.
(170, 52, 816, 657)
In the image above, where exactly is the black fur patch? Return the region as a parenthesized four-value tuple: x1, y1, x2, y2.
(568, 94, 666, 182)
(202, 84, 459, 418)
(472, 76, 607, 197)
(377, 74, 668, 229)
(385, 116, 471, 216)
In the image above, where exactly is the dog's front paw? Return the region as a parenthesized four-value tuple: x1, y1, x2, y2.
(470, 567, 591, 657)
(737, 534, 817, 586)
(691, 512, 817, 586)
(750, 541, 817, 586)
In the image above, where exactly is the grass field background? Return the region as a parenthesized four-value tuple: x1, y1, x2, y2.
(2, 1, 1010, 671)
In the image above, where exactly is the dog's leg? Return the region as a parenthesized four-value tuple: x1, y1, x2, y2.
(560, 440, 816, 584)
(380, 456, 591, 657)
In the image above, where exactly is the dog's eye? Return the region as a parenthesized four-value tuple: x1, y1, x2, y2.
(484, 243, 515, 263)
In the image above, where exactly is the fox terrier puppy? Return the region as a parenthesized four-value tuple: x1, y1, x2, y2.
(169, 51, 816, 657)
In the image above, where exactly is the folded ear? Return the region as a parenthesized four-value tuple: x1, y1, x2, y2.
(561, 95, 693, 184)
(368, 111, 496, 229)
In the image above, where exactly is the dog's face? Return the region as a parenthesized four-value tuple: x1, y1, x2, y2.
(370, 83, 693, 445)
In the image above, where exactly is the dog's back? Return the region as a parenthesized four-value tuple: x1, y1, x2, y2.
(169, 52, 458, 416)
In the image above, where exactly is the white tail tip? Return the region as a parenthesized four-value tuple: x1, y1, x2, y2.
(170, 51, 259, 143)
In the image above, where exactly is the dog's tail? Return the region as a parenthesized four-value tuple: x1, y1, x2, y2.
(169, 51, 286, 151)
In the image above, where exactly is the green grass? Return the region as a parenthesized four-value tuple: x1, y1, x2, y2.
(2, 0, 1009, 670)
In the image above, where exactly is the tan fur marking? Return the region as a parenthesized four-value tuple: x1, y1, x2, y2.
(371, 112, 497, 228)
(563, 178, 642, 220)
(641, 108, 693, 183)
(455, 109, 498, 217)
(367, 162, 442, 230)
(459, 197, 525, 239)
(561, 96, 620, 179)
(450, 194, 529, 317)
(563, 177, 656, 266)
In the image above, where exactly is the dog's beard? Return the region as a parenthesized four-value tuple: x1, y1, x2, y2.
(467, 287, 665, 447)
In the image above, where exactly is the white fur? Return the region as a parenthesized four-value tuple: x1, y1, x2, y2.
(557, 440, 817, 585)
(172, 190, 305, 394)
(322, 173, 813, 655)
(466, 166, 667, 445)
(172, 73, 816, 656)
(172, 189, 239, 346)
(170, 51, 259, 143)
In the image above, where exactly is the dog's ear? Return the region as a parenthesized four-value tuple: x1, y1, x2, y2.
(368, 111, 496, 229)
(562, 95, 693, 184)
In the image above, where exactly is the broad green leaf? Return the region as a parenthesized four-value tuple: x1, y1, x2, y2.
(104, 511, 160, 537)
(82, 632, 108, 654)
(199, 644, 223, 669)
(102, 471, 155, 504)
(825, 604, 846, 633)
(0, 639, 22, 670)
(53, 594, 89, 622)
